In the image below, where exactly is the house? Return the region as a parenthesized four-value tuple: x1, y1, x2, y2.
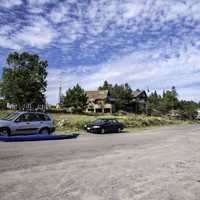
(86, 90, 115, 113)
(196, 109, 200, 119)
(130, 89, 148, 113)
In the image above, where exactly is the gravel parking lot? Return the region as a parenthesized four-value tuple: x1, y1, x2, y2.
(1, 125, 200, 200)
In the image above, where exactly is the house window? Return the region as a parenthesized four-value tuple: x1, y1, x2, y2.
(104, 108, 111, 113)
(96, 108, 102, 113)
(88, 108, 94, 112)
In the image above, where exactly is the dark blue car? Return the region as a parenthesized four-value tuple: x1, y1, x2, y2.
(84, 118, 125, 134)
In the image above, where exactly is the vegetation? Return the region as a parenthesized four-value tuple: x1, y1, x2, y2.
(0, 99, 7, 110)
(53, 113, 194, 132)
(0, 51, 198, 122)
(0, 52, 48, 109)
(148, 87, 200, 119)
(99, 81, 133, 111)
(61, 84, 88, 113)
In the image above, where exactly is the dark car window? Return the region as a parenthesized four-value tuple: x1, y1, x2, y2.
(95, 119, 106, 124)
(36, 114, 50, 121)
(16, 113, 36, 122)
(111, 120, 118, 124)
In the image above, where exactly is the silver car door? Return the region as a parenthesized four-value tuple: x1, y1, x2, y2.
(14, 113, 38, 134)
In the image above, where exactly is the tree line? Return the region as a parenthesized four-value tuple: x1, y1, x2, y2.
(0, 52, 199, 119)
(148, 87, 200, 119)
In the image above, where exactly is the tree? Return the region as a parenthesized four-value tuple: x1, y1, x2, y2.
(148, 90, 162, 114)
(62, 84, 88, 113)
(98, 80, 113, 91)
(98, 81, 133, 111)
(1, 52, 48, 109)
(178, 100, 198, 119)
(161, 86, 179, 113)
(112, 83, 133, 111)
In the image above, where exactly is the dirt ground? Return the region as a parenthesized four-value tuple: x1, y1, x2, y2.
(1, 125, 200, 200)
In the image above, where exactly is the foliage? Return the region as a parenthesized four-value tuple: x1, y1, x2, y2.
(1, 52, 48, 109)
(0, 99, 7, 110)
(178, 100, 199, 119)
(51, 113, 190, 132)
(148, 86, 200, 119)
(99, 80, 133, 111)
(62, 84, 88, 113)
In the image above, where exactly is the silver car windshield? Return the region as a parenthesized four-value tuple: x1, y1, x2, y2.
(1, 112, 20, 121)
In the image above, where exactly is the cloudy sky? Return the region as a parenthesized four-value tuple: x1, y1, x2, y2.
(0, 0, 200, 104)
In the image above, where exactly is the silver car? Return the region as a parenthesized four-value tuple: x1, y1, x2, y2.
(0, 112, 55, 136)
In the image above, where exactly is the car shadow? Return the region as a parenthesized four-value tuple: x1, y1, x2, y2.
(91, 130, 127, 135)
(0, 133, 79, 142)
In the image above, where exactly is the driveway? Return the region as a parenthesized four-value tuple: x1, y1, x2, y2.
(1, 125, 200, 200)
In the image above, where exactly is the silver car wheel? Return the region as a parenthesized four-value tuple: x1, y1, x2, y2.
(0, 128, 10, 136)
(40, 128, 49, 135)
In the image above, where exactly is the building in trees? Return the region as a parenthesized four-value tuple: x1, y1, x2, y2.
(86, 90, 115, 113)
(85, 89, 148, 114)
(128, 89, 148, 113)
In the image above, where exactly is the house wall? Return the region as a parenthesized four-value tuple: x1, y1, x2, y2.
(86, 101, 114, 113)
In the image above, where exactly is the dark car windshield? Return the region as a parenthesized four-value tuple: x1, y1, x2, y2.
(1, 112, 20, 121)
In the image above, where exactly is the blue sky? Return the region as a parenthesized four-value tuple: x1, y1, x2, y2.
(0, 0, 200, 104)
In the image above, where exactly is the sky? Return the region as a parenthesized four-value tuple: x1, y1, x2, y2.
(0, 0, 200, 104)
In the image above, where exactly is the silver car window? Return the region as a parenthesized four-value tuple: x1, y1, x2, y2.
(1, 112, 20, 121)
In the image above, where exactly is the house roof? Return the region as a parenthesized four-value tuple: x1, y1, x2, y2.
(86, 90, 109, 100)
(132, 89, 147, 98)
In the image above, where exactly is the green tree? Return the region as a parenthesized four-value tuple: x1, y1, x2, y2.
(98, 80, 113, 91)
(62, 84, 88, 113)
(1, 52, 48, 109)
(178, 100, 198, 119)
(99, 81, 133, 111)
(161, 86, 179, 113)
(112, 83, 133, 111)
(148, 90, 162, 114)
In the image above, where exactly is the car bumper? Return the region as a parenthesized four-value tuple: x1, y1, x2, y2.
(85, 127, 100, 133)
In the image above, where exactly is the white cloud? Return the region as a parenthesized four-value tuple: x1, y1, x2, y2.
(27, 0, 51, 5)
(47, 45, 200, 104)
(0, 25, 21, 49)
(0, 0, 22, 8)
(15, 17, 57, 49)
(48, 3, 69, 23)
(121, 1, 144, 19)
(0, 35, 21, 49)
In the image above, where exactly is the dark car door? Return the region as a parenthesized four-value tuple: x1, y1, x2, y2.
(99, 120, 111, 133)
(102, 120, 116, 133)
(110, 119, 121, 132)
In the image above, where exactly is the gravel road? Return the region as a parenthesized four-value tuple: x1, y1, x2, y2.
(1, 125, 200, 200)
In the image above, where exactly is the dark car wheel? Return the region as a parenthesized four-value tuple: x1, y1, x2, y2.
(39, 128, 50, 135)
(117, 127, 122, 133)
(0, 128, 11, 136)
(100, 128, 105, 134)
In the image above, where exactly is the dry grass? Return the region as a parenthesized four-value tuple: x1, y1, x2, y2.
(52, 113, 193, 133)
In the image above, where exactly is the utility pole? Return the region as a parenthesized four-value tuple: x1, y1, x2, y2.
(58, 71, 63, 105)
